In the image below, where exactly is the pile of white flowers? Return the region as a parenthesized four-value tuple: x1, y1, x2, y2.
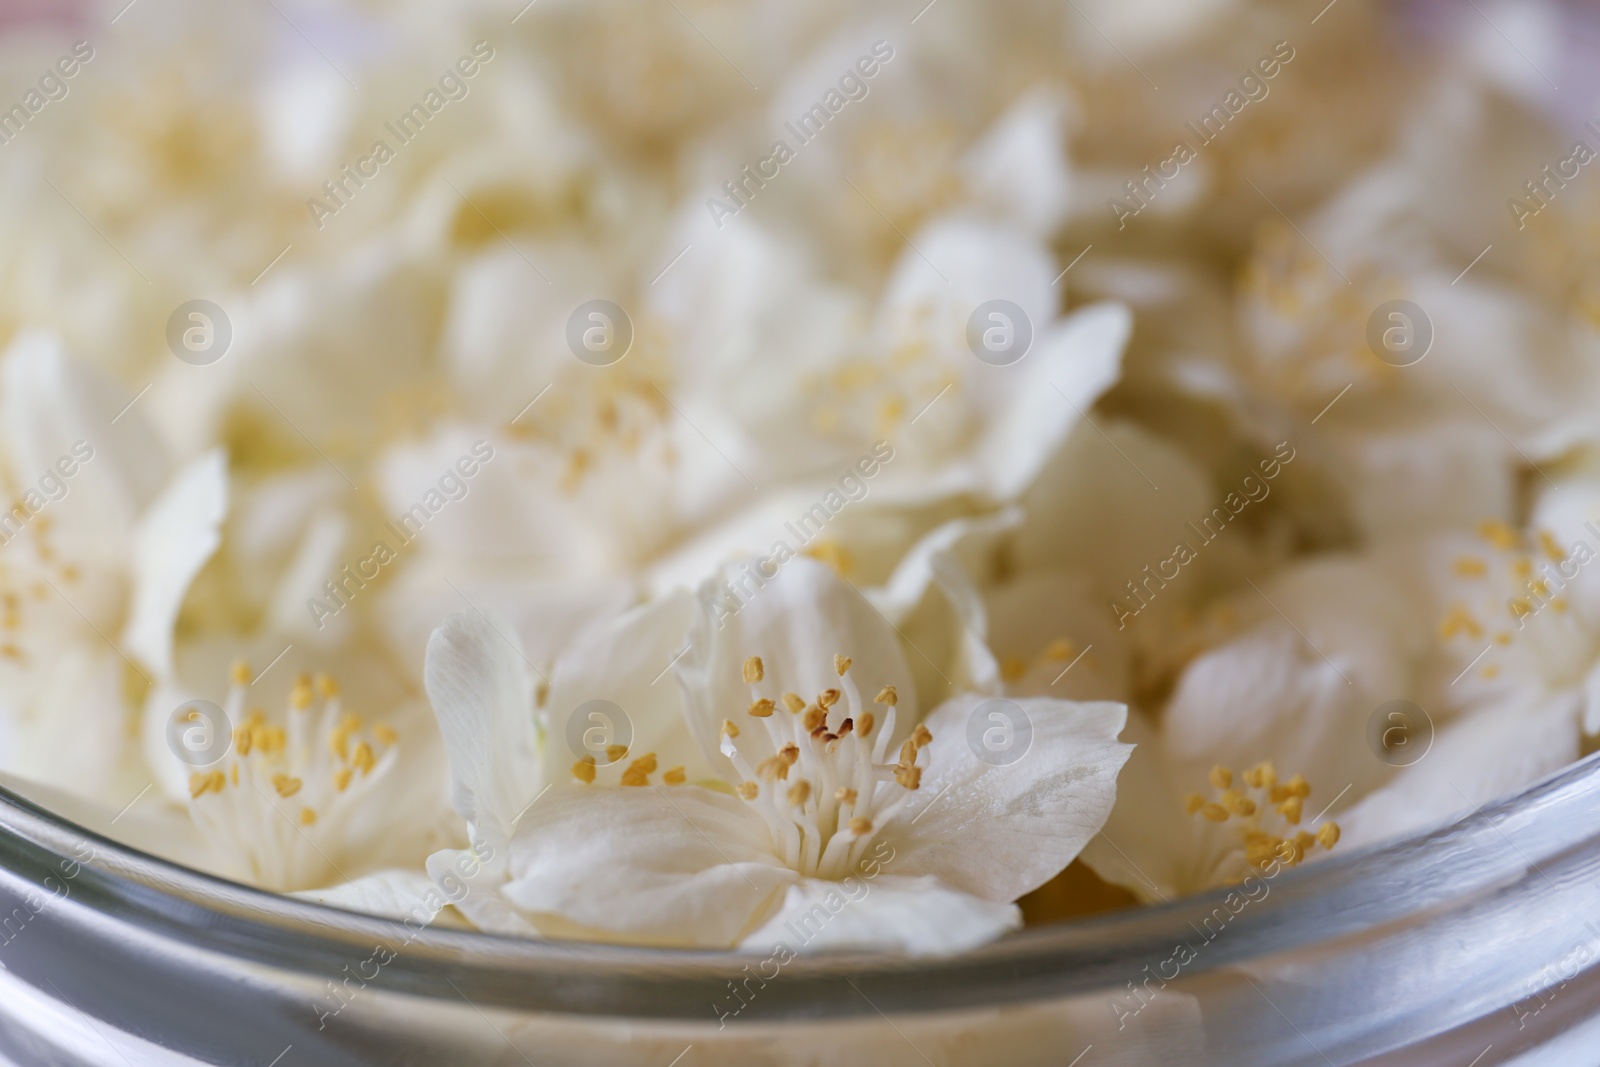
(0, 0, 1596, 956)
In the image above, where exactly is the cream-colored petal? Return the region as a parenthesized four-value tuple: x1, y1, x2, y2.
(881, 695, 1130, 903)
(424, 610, 542, 852)
(497, 785, 795, 948)
(740, 874, 1019, 956)
(121, 450, 229, 681)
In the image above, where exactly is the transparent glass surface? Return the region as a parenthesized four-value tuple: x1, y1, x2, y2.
(3, 749, 1599, 1067)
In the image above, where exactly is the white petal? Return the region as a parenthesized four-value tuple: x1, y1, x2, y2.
(679, 557, 916, 776)
(883, 695, 1131, 902)
(0, 331, 168, 549)
(498, 785, 794, 947)
(1337, 693, 1581, 850)
(740, 875, 1019, 956)
(542, 590, 704, 784)
(121, 450, 229, 680)
(425, 846, 540, 936)
(292, 868, 444, 922)
(423, 611, 541, 852)
(968, 302, 1130, 502)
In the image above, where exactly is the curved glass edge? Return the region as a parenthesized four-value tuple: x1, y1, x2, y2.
(0, 747, 1597, 1027)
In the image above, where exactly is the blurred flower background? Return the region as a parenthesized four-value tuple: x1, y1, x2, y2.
(1, 0, 1598, 953)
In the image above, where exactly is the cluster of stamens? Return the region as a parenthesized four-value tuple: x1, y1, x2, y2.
(0, 514, 88, 665)
(571, 747, 687, 788)
(715, 653, 927, 879)
(1436, 519, 1596, 687)
(1185, 762, 1339, 880)
(186, 662, 400, 891)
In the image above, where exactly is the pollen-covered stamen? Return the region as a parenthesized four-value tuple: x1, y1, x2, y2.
(1184, 761, 1338, 886)
(724, 653, 927, 878)
(185, 665, 401, 892)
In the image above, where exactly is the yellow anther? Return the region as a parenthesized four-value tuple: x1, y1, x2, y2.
(1243, 762, 1277, 789)
(1209, 766, 1233, 790)
(272, 774, 303, 799)
(894, 764, 922, 790)
(1513, 560, 1533, 580)
(606, 744, 629, 763)
(910, 724, 933, 749)
(1045, 638, 1077, 661)
(1184, 792, 1206, 815)
(848, 817, 873, 835)
(836, 787, 858, 805)
(334, 767, 353, 792)
(572, 757, 596, 783)
(1223, 790, 1256, 817)
(290, 681, 314, 711)
(1439, 604, 1485, 641)
(236, 728, 254, 758)
(1477, 519, 1518, 551)
(1540, 530, 1568, 562)
(737, 781, 759, 800)
(299, 807, 317, 827)
(1200, 803, 1230, 822)
(1452, 557, 1488, 578)
(743, 656, 764, 683)
(834, 655, 852, 675)
(229, 660, 252, 685)
(787, 780, 812, 808)
(748, 698, 776, 718)
(874, 686, 898, 706)
(722, 720, 740, 739)
(803, 706, 826, 732)
(1317, 822, 1341, 849)
(782, 692, 806, 714)
(620, 753, 658, 787)
(818, 689, 841, 709)
(351, 742, 375, 774)
(663, 767, 686, 785)
(757, 756, 789, 781)
(315, 673, 339, 698)
(1277, 796, 1304, 825)
(372, 724, 398, 746)
(900, 739, 919, 765)
(1000, 657, 1028, 683)
(857, 711, 875, 737)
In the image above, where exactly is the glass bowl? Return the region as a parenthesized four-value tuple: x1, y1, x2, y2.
(2, 750, 1598, 1067)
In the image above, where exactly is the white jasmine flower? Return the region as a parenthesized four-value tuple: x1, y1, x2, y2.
(422, 558, 1131, 953)
(0, 333, 226, 804)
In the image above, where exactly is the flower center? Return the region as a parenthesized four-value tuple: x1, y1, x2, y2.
(186, 663, 399, 891)
(1441, 519, 1597, 689)
(721, 653, 926, 880)
(1185, 761, 1338, 886)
